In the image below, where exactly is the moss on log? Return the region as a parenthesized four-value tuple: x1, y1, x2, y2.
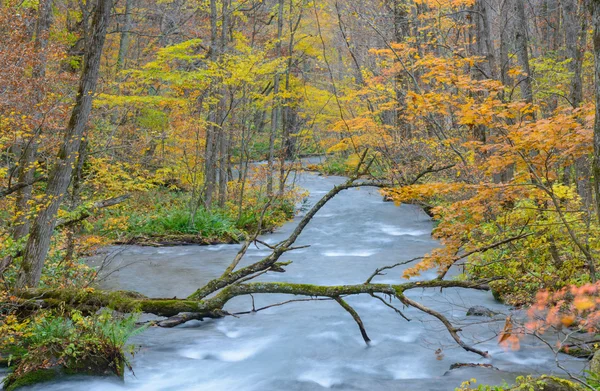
(16, 279, 490, 320)
(17, 288, 221, 318)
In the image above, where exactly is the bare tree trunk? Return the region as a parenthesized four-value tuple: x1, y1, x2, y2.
(217, 0, 230, 208)
(17, 0, 112, 288)
(279, 0, 303, 195)
(32, 0, 53, 80)
(499, 0, 513, 89)
(267, 0, 284, 197)
(116, 0, 132, 72)
(514, 0, 533, 104)
(475, 0, 495, 79)
(592, 0, 600, 227)
(471, 0, 495, 144)
(394, 0, 410, 138)
(64, 139, 88, 263)
(203, 0, 219, 210)
(564, 0, 590, 204)
(565, 0, 586, 107)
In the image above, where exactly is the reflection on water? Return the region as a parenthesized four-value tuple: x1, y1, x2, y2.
(24, 172, 585, 391)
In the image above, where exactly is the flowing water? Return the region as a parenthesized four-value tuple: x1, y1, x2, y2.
(6, 172, 586, 390)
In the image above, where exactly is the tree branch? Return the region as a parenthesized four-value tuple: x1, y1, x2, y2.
(335, 296, 371, 345)
(55, 195, 131, 229)
(187, 179, 394, 300)
(0, 176, 47, 199)
(398, 294, 490, 358)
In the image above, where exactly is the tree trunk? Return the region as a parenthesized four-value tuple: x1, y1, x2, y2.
(499, 0, 513, 89)
(592, 0, 600, 227)
(17, 0, 112, 288)
(267, 0, 284, 197)
(394, 0, 410, 138)
(115, 0, 132, 73)
(279, 0, 303, 195)
(217, 0, 230, 208)
(64, 139, 88, 263)
(514, 0, 533, 104)
(203, 0, 219, 210)
(475, 0, 495, 79)
(564, 0, 590, 204)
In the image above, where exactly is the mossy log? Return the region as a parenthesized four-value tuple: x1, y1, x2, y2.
(16, 279, 490, 319)
(13, 278, 493, 359)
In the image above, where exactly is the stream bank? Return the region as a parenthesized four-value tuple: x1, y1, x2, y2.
(6, 171, 586, 391)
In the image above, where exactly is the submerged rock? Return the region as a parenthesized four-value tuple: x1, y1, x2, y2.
(466, 306, 497, 317)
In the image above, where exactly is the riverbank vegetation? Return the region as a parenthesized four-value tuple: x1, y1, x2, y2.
(4, 0, 600, 389)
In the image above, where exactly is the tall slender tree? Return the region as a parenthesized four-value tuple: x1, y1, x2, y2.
(17, 0, 113, 288)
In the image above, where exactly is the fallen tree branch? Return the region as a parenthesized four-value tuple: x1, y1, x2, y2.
(232, 297, 333, 316)
(369, 293, 410, 321)
(398, 294, 490, 358)
(335, 296, 371, 345)
(187, 179, 394, 300)
(15, 278, 492, 356)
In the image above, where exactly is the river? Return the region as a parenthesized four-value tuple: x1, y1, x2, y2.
(7, 171, 586, 390)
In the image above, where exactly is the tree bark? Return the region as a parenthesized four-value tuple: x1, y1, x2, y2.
(203, 0, 219, 209)
(475, 0, 495, 79)
(394, 0, 410, 138)
(499, 0, 513, 89)
(217, 0, 230, 208)
(514, 0, 533, 104)
(592, 0, 600, 227)
(564, 0, 590, 204)
(267, 0, 284, 197)
(17, 0, 112, 288)
(115, 0, 132, 73)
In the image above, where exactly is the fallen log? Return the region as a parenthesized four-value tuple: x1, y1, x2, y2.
(15, 278, 493, 357)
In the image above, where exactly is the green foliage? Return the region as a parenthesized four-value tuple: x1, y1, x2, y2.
(456, 376, 584, 391)
(234, 197, 296, 232)
(529, 54, 573, 104)
(118, 203, 242, 239)
(466, 190, 595, 305)
(94, 188, 298, 243)
(585, 370, 600, 390)
(3, 310, 145, 390)
(136, 108, 169, 132)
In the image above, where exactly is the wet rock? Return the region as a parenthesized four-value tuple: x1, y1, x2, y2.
(2, 355, 124, 391)
(466, 306, 497, 317)
(448, 363, 498, 371)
